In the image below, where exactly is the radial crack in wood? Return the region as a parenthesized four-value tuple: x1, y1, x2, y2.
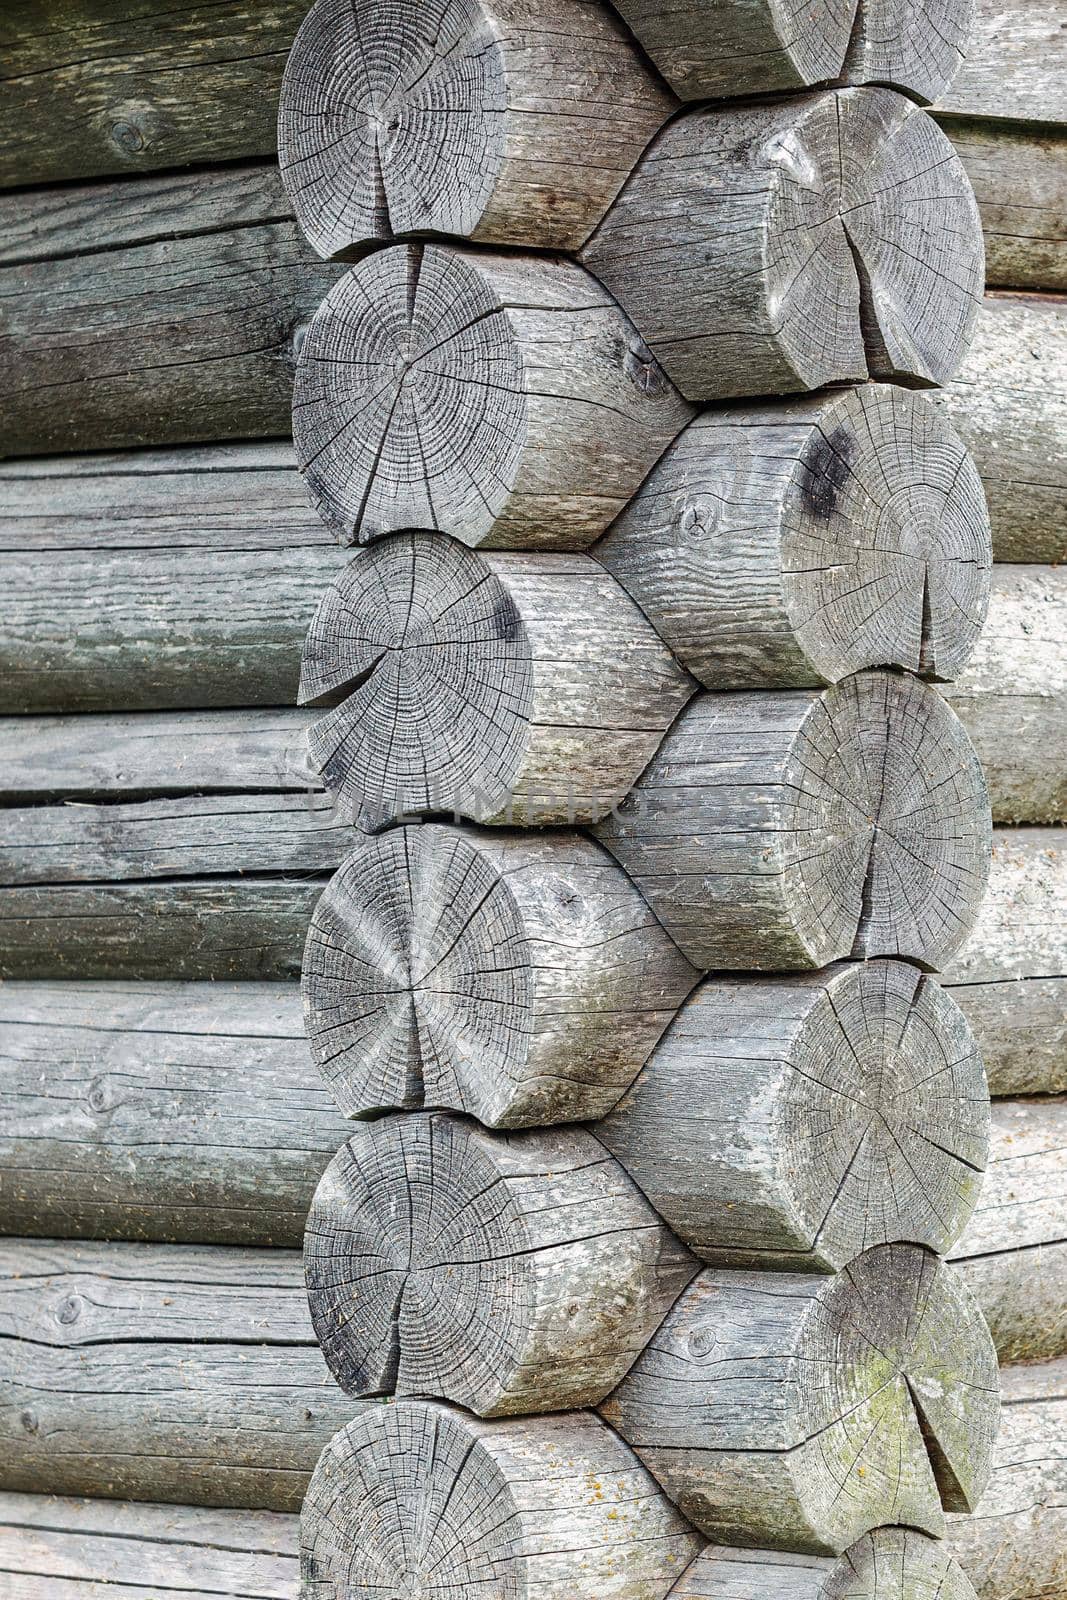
(595, 384, 991, 688)
(278, 0, 675, 258)
(303, 1111, 695, 1415)
(670, 1527, 979, 1600)
(843, 0, 975, 105)
(603, 1243, 1000, 1555)
(301, 1398, 701, 1598)
(594, 670, 991, 972)
(582, 89, 984, 401)
(292, 242, 693, 546)
(302, 823, 697, 1126)
(299, 533, 694, 825)
(596, 959, 989, 1272)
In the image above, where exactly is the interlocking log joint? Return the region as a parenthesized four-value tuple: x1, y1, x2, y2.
(671, 1528, 979, 1600)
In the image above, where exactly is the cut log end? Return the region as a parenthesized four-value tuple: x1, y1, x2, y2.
(304, 1112, 694, 1416)
(583, 89, 984, 401)
(606, 1244, 1000, 1555)
(844, 0, 975, 105)
(278, 0, 673, 258)
(301, 1401, 700, 1600)
(598, 961, 989, 1272)
(301, 824, 696, 1127)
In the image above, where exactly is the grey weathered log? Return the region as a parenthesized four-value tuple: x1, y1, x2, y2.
(936, 293, 1067, 564)
(278, 0, 673, 258)
(582, 90, 984, 402)
(302, 824, 696, 1127)
(946, 566, 1067, 824)
(0, 5, 305, 188)
(950, 1096, 1067, 1364)
(671, 1529, 979, 1600)
(594, 671, 991, 973)
(940, 119, 1067, 293)
(0, 166, 340, 457)
(0, 1237, 357, 1509)
(595, 385, 991, 688)
(946, 1357, 1067, 1600)
(608, 0, 973, 104)
(596, 960, 989, 1273)
(300, 534, 693, 826)
(603, 1244, 1001, 1555)
(0, 1492, 299, 1600)
(303, 1399, 700, 1599)
(935, 0, 1067, 124)
(293, 243, 693, 547)
(304, 1111, 695, 1415)
(942, 828, 1067, 1096)
(0, 981, 344, 1245)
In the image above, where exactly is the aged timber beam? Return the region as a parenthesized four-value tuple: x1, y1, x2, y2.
(671, 1530, 980, 1600)
(0, 1238, 357, 1509)
(938, 119, 1067, 293)
(602, 1244, 1001, 1554)
(303, 1112, 695, 1413)
(278, 0, 674, 257)
(934, 0, 1067, 125)
(302, 827, 697, 1126)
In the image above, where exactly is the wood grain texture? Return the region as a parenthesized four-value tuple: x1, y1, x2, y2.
(673, 1530, 979, 1600)
(937, 293, 1067, 564)
(301, 1399, 701, 1599)
(583, 90, 984, 401)
(941, 119, 1067, 292)
(0, 167, 340, 458)
(299, 535, 693, 826)
(595, 385, 991, 688)
(603, 1245, 1000, 1555)
(0, 4, 304, 188)
(946, 566, 1067, 824)
(596, 961, 989, 1272)
(948, 1357, 1067, 1600)
(304, 1112, 695, 1415)
(0, 1492, 299, 1600)
(302, 824, 696, 1127)
(293, 243, 692, 548)
(950, 1097, 1067, 1364)
(0, 981, 344, 1245)
(942, 829, 1066, 1095)
(935, 0, 1067, 124)
(278, 0, 673, 257)
(0, 1238, 358, 1509)
(595, 672, 991, 973)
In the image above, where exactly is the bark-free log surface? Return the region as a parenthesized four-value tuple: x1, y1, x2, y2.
(0, 166, 340, 457)
(937, 294, 1067, 564)
(950, 1097, 1067, 1365)
(604, 1244, 1000, 1555)
(302, 824, 696, 1127)
(936, 0, 1067, 124)
(583, 90, 984, 401)
(597, 961, 988, 1272)
(595, 671, 991, 972)
(673, 1529, 979, 1600)
(0, 1238, 356, 1509)
(303, 1399, 700, 1599)
(946, 567, 1067, 825)
(942, 829, 1066, 1096)
(300, 535, 693, 826)
(304, 1112, 694, 1415)
(293, 243, 692, 547)
(946, 1357, 1067, 1600)
(596, 385, 991, 688)
(0, 1493, 300, 1600)
(278, 0, 673, 257)
(0, 982, 344, 1245)
(942, 120, 1067, 293)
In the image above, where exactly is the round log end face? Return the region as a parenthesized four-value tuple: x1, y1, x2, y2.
(784, 386, 991, 682)
(293, 244, 526, 544)
(299, 534, 533, 825)
(783, 671, 991, 969)
(825, 1529, 979, 1600)
(844, 0, 975, 105)
(304, 1113, 690, 1415)
(278, 0, 506, 258)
